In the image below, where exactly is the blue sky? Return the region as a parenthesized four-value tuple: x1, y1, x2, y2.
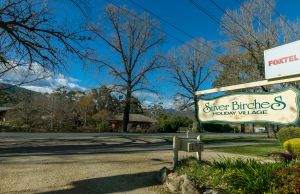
(9, 0, 300, 108)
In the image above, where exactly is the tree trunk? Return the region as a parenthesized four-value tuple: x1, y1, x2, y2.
(265, 124, 275, 138)
(194, 95, 201, 132)
(50, 95, 54, 130)
(252, 124, 255, 133)
(241, 124, 245, 133)
(122, 91, 131, 132)
(84, 111, 87, 126)
(272, 125, 278, 138)
(50, 114, 53, 130)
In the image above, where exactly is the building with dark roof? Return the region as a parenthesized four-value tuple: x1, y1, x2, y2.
(109, 114, 158, 131)
(0, 107, 14, 122)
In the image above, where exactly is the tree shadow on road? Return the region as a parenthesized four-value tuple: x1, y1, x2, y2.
(0, 141, 171, 157)
(39, 171, 160, 194)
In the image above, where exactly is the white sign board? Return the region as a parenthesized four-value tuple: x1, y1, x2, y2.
(265, 40, 300, 79)
(197, 87, 300, 125)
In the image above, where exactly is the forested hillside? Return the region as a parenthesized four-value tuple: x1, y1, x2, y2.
(0, 83, 38, 106)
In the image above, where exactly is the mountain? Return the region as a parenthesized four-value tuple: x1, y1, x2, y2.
(165, 108, 194, 119)
(0, 83, 39, 106)
(0, 83, 38, 94)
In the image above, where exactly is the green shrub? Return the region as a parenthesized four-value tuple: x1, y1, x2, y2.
(97, 121, 111, 132)
(277, 127, 300, 143)
(178, 127, 189, 132)
(283, 138, 300, 158)
(0, 121, 30, 132)
(158, 114, 193, 132)
(0, 122, 12, 132)
(202, 123, 234, 133)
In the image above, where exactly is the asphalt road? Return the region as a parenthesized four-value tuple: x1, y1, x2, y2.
(0, 132, 267, 139)
(0, 132, 270, 157)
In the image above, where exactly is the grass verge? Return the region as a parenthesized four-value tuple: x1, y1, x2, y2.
(164, 135, 274, 144)
(201, 136, 275, 144)
(210, 143, 284, 158)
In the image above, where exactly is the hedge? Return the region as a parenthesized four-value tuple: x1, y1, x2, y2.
(277, 127, 300, 143)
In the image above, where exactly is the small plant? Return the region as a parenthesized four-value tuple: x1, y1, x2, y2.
(274, 164, 300, 194)
(219, 159, 286, 193)
(283, 138, 300, 158)
(277, 127, 300, 143)
(97, 121, 111, 132)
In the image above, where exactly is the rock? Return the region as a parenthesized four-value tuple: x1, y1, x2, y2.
(165, 173, 200, 194)
(203, 189, 222, 194)
(181, 178, 200, 194)
(166, 172, 184, 193)
(270, 152, 292, 162)
(180, 174, 188, 180)
(157, 167, 171, 183)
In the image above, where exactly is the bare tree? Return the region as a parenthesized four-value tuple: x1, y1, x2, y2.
(214, 52, 262, 89)
(90, 4, 164, 132)
(77, 93, 95, 126)
(216, 0, 300, 91)
(168, 39, 215, 130)
(215, 0, 300, 136)
(0, 0, 90, 88)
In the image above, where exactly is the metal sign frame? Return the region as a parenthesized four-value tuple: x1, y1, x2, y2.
(195, 75, 300, 96)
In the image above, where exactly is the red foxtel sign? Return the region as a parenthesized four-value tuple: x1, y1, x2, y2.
(268, 55, 299, 66)
(264, 40, 300, 79)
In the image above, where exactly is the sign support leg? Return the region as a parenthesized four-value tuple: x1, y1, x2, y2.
(173, 136, 179, 168)
(196, 135, 201, 161)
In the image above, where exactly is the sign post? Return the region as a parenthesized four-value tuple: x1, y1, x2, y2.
(173, 135, 203, 168)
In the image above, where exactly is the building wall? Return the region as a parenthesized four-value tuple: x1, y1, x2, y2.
(110, 121, 153, 132)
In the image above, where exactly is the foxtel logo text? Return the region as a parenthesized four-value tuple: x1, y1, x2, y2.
(268, 55, 299, 66)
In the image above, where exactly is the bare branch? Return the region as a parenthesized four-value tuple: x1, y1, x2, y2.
(0, 0, 91, 85)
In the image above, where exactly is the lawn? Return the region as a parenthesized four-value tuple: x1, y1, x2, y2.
(201, 136, 274, 144)
(210, 143, 285, 158)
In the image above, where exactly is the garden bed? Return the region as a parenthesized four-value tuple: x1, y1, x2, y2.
(174, 157, 300, 194)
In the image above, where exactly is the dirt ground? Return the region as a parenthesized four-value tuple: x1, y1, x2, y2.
(0, 149, 270, 194)
(0, 133, 270, 194)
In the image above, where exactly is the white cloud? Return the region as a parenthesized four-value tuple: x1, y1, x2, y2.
(161, 98, 175, 109)
(0, 62, 86, 93)
(22, 86, 53, 93)
(134, 91, 160, 99)
(135, 91, 177, 109)
(141, 98, 177, 109)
